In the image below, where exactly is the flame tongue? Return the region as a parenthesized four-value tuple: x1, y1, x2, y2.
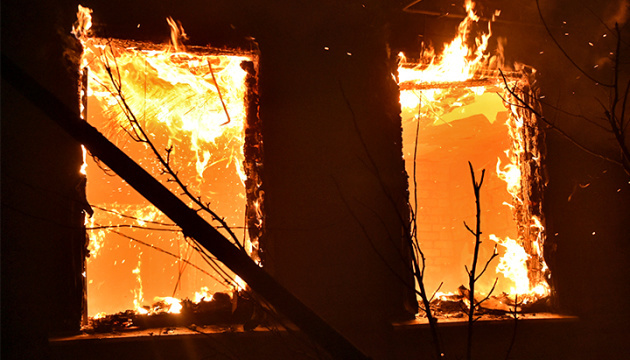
(72, 5, 92, 39)
(166, 17, 188, 52)
(399, 0, 500, 86)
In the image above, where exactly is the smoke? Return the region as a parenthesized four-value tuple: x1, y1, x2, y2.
(605, 0, 630, 27)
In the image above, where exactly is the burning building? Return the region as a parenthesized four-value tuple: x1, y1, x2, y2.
(2, 0, 630, 359)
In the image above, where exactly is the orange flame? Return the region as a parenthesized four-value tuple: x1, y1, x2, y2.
(72, 5, 92, 39)
(152, 296, 183, 314)
(79, 38, 250, 180)
(132, 256, 147, 314)
(399, 0, 501, 86)
(166, 17, 188, 52)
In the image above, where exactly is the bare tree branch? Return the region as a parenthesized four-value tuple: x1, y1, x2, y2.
(499, 70, 629, 173)
(465, 161, 494, 360)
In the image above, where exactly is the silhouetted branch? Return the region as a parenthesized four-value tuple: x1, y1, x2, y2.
(465, 161, 496, 360)
(475, 277, 498, 309)
(339, 79, 444, 359)
(499, 70, 629, 174)
(429, 282, 444, 302)
(535, 0, 614, 87)
(105, 226, 227, 284)
(475, 246, 499, 282)
(504, 294, 520, 360)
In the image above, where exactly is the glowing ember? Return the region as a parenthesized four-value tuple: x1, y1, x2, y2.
(152, 296, 183, 314)
(194, 286, 213, 303)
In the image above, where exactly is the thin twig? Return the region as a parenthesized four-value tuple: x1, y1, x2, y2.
(475, 277, 498, 308)
(465, 161, 494, 360)
(339, 79, 444, 359)
(504, 294, 520, 360)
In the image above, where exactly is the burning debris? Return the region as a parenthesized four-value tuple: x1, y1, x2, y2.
(423, 285, 552, 321)
(87, 290, 258, 333)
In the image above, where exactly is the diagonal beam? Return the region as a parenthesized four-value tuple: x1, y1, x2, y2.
(1, 53, 369, 360)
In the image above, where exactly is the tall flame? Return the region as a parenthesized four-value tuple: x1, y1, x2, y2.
(132, 256, 147, 314)
(490, 235, 530, 295)
(399, 0, 501, 86)
(72, 5, 92, 39)
(166, 17, 188, 52)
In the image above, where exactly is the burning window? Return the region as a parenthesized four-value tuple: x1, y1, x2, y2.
(398, 1, 550, 314)
(74, 6, 261, 321)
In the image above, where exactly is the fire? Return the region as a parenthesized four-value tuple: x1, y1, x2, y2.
(92, 312, 107, 320)
(71, 5, 92, 39)
(132, 256, 146, 314)
(79, 40, 250, 180)
(85, 214, 105, 259)
(398, 0, 501, 86)
(496, 158, 522, 198)
(194, 286, 213, 303)
(489, 235, 530, 295)
(399, 0, 550, 306)
(152, 296, 183, 314)
(76, 5, 258, 317)
(233, 275, 247, 292)
(80, 145, 88, 175)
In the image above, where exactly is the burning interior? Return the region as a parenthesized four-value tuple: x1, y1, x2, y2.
(398, 1, 550, 316)
(76, 7, 262, 324)
(76, 1, 551, 330)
